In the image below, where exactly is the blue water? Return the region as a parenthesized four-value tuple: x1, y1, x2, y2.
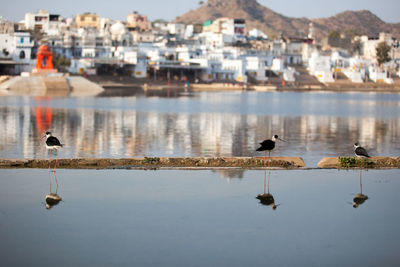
(0, 168, 399, 266)
(1, 91, 399, 117)
(0, 91, 400, 166)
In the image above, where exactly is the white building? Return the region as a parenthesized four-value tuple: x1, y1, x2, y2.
(248, 28, 267, 40)
(201, 18, 246, 45)
(167, 23, 186, 39)
(0, 31, 33, 63)
(245, 56, 269, 82)
(308, 52, 334, 83)
(359, 32, 394, 62)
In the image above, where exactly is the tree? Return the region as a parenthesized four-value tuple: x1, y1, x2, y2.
(52, 52, 71, 71)
(350, 39, 361, 55)
(2, 48, 9, 57)
(328, 30, 340, 40)
(375, 41, 391, 65)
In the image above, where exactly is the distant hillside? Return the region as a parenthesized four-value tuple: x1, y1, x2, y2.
(174, 0, 400, 40)
(313, 10, 400, 39)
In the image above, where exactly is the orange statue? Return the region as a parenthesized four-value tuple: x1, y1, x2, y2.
(36, 45, 54, 69)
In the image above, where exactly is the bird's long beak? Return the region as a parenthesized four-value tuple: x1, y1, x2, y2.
(278, 137, 286, 142)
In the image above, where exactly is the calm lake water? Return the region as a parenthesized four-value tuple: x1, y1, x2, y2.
(0, 91, 400, 166)
(0, 168, 399, 266)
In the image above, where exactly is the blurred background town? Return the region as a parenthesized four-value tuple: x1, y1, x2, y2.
(1, 0, 400, 90)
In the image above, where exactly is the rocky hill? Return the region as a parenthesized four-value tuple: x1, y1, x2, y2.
(174, 0, 400, 39)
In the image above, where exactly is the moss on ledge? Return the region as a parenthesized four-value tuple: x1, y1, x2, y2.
(318, 157, 400, 169)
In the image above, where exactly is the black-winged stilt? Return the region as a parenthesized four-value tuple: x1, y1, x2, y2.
(354, 142, 370, 171)
(256, 134, 285, 169)
(45, 131, 63, 171)
(354, 142, 370, 159)
(256, 135, 285, 202)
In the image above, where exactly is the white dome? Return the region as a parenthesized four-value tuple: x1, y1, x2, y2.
(110, 21, 126, 36)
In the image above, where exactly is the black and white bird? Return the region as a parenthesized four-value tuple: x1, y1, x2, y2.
(257, 135, 285, 154)
(45, 132, 63, 150)
(257, 134, 286, 172)
(354, 142, 370, 159)
(45, 132, 63, 171)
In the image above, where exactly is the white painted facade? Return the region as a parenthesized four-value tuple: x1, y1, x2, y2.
(0, 32, 33, 63)
(245, 56, 268, 81)
(248, 28, 267, 40)
(25, 10, 50, 32)
(359, 33, 394, 62)
(308, 52, 334, 83)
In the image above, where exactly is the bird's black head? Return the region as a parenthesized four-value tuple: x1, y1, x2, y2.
(273, 135, 279, 139)
(354, 142, 360, 147)
(45, 131, 51, 135)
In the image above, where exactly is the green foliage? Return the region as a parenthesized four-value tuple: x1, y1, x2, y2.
(339, 157, 358, 168)
(52, 52, 71, 71)
(328, 30, 340, 40)
(351, 39, 361, 55)
(143, 157, 160, 164)
(338, 156, 374, 168)
(376, 41, 391, 65)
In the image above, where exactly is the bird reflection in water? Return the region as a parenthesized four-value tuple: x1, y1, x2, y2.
(45, 170, 62, 209)
(352, 172, 368, 208)
(256, 193, 277, 210)
(256, 161, 278, 210)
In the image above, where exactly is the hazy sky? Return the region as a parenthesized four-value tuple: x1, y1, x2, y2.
(1, 0, 399, 23)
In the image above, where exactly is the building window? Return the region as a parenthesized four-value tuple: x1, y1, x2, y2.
(20, 37, 24, 43)
(19, 51, 25, 59)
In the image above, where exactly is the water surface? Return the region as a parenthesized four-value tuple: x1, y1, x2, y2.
(1, 91, 400, 166)
(0, 168, 399, 266)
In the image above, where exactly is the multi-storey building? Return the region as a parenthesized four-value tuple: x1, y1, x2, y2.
(126, 11, 152, 32)
(75, 13, 100, 30)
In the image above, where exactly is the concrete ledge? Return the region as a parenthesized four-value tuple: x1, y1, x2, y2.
(0, 75, 104, 96)
(0, 157, 305, 169)
(318, 157, 400, 169)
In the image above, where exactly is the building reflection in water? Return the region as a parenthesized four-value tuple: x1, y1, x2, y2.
(212, 169, 245, 181)
(45, 170, 62, 210)
(0, 98, 400, 165)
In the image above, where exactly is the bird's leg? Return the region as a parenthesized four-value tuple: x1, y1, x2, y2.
(360, 158, 363, 189)
(268, 151, 271, 194)
(264, 151, 267, 168)
(54, 171, 59, 193)
(49, 168, 52, 193)
(264, 151, 267, 194)
(48, 149, 52, 171)
(54, 149, 58, 172)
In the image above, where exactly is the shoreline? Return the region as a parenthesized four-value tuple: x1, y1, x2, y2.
(1, 74, 400, 96)
(88, 76, 400, 93)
